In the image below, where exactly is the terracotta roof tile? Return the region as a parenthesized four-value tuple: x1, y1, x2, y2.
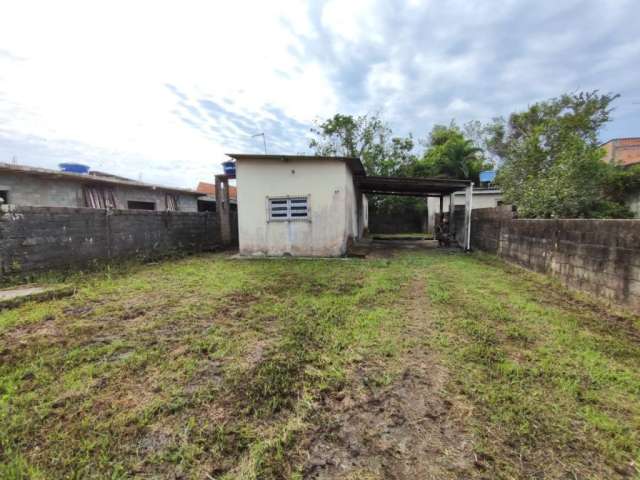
(197, 182, 237, 199)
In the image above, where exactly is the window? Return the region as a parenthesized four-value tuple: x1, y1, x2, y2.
(0, 190, 8, 205)
(84, 186, 116, 209)
(268, 196, 309, 221)
(127, 201, 156, 211)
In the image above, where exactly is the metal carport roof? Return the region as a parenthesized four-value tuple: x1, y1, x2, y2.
(355, 175, 472, 197)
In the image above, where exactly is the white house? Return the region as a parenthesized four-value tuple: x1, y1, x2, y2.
(229, 154, 368, 257)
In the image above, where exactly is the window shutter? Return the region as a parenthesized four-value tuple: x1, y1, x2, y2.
(268, 197, 308, 220)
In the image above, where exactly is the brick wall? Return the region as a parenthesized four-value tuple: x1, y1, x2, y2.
(455, 207, 640, 311)
(0, 206, 230, 277)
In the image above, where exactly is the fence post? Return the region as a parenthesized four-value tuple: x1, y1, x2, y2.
(215, 175, 231, 246)
(105, 208, 112, 260)
(463, 184, 474, 251)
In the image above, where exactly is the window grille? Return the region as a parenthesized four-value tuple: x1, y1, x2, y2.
(268, 196, 309, 220)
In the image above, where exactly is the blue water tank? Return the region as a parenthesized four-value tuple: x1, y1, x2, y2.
(59, 163, 90, 174)
(222, 161, 236, 179)
(479, 170, 496, 183)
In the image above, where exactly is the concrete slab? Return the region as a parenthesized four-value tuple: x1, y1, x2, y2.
(0, 285, 74, 309)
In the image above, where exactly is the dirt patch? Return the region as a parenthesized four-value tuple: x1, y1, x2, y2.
(304, 368, 474, 479)
(302, 276, 477, 479)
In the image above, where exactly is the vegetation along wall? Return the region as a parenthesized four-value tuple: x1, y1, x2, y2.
(0, 206, 235, 278)
(455, 206, 640, 311)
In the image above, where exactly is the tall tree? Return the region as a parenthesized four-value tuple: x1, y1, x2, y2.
(309, 113, 418, 214)
(493, 91, 632, 218)
(309, 113, 415, 176)
(407, 122, 489, 183)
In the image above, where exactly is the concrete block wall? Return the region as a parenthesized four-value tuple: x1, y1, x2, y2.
(455, 207, 640, 311)
(0, 206, 227, 277)
(369, 211, 425, 234)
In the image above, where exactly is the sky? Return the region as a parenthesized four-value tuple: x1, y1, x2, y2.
(1, 0, 639, 189)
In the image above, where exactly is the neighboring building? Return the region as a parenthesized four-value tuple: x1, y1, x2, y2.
(228, 154, 368, 257)
(196, 181, 237, 200)
(0, 163, 202, 211)
(195, 181, 237, 212)
(427, 187, 503, 233)
(478, 169, 497, 187)
(602, 138, 640, 218)
(602, 138, 640, 167)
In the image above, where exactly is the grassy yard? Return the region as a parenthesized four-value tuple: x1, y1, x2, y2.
(1, 249, 639, 479)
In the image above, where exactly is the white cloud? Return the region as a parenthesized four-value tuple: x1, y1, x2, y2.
(0, 0, 638, 187)
(0, 0, 331, 187)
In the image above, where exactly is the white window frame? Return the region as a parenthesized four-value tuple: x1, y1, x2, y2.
(266, 195, 311, 222)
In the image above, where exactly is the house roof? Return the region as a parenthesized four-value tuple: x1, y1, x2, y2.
(225, 153, 366, 176)
(0, 162, 203, 196)
(196, 181, 237, 199)
(355, 175, 472, 196)
(226, 153, 472, 196)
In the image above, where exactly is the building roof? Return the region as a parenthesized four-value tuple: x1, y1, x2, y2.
(196, 181, 237, 199)
(225, 153, 366, 176)
(601, 137, 640, 145)
(355, 175, 472, 196)
(226, 153, 473, 196)
(0, 162, 203, 196)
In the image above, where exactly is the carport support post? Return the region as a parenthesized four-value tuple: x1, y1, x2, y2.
(463, 183, 474, 251)
(448, 193, 455, 230)
(439, 195, 443, 223)
(215, 174, 231, 246)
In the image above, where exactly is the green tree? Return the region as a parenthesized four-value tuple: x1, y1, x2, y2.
(309, 113, 415, 176)
(407, 123, 489, 183)
(493, 91, 634, 218)
(309, 113, 421, 216)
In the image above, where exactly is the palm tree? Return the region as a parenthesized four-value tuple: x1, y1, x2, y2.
(443, 138, 484, 181)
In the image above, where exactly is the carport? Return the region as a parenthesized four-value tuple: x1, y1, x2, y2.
(355, 175, 474, 250)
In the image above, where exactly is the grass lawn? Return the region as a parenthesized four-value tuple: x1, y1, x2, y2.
(1, 249, 639, 479)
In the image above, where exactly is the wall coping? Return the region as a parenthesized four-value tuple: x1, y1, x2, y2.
(1, 205, 213, 217)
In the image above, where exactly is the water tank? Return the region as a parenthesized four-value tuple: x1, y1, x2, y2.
(479, 170, 496, 184)
(222, 160, 236, 179)
(59, 163, 90, 174)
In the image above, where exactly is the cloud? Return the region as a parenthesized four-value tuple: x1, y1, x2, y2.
(0, 0, 638, 188)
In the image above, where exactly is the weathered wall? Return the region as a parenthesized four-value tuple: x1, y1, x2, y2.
(456, 207, 640, 310)
(236, 158, 361, 256)
(602, 138, 640, 167)
(0, 206, 226, 277)
(0, 172, 199, 211)
(369, 210, 425, 234)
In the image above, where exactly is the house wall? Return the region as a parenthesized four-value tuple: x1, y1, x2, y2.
(0, 172, 83, 207)
(236, 158, 361, 256)
(453, 206, 640, 311)
(0, 206, 228, 278)
(602, 138, 640, 167)
(0, 172, 199, 211)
